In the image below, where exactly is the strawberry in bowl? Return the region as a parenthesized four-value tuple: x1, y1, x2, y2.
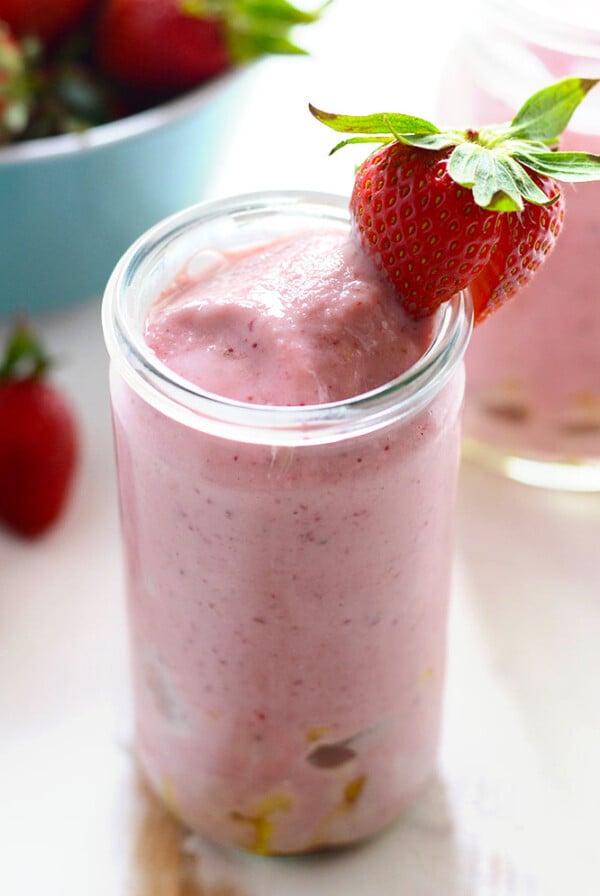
(311, 78, 600, 324)
(0, 0, 95, 43)
(0, 0, 325, 316)
(95, 0, 323, 92)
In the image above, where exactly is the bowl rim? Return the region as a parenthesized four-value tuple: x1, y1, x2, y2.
(0, 68, 239, 166)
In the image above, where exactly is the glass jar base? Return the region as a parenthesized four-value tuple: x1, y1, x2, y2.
(462, 437, 600, 492)
(137, 754, 432, 857)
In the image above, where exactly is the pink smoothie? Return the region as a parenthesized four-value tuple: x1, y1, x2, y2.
(109, 221, 465, 854)
(441, 38, 600, 467)
(145, 231, 437, 405)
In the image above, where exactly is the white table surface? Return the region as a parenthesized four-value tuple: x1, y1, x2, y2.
(2, 2, 600, 893)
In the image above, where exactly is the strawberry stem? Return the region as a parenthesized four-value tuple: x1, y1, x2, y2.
(0, 322, 51, 381)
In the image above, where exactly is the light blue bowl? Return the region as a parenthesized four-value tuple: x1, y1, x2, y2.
(0, 72, 241, 317)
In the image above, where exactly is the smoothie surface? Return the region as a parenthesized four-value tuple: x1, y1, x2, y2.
(145, 230, 437, 406)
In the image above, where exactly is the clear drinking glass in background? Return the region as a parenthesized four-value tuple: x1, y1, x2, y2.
(102, 192, 471, 854)
(439, 0, 600, 490)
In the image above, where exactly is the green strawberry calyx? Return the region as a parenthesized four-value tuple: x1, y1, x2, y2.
(0, 323, 51, 382)
(182, 0, 330, 61)
(310, 78, 600, 212)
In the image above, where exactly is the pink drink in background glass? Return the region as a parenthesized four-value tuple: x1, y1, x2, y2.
(102, 193, 470, 854)
(440, 0, 600, 488)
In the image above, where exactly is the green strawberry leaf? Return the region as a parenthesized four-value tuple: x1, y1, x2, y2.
(0, 322, 50, 380)
(447, 141, 487, 187)
(309, 105, 440, 137)
(449, 145, 524, 210)
(485, 191, 524, 212)
(448, 144, 556, 209)
(240, 0, 329, 24)
(326, 132, 456, 156)
(508, 77, 599, 142)
(398, 132, 461, 150)
(503, 156, 556, 205)
(327, 135, 394, 155)
(513, 149, 600, 182)
(233, 30, 308, 60)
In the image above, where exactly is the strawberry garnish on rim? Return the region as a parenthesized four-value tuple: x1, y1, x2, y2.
(310, 78, 600, 324)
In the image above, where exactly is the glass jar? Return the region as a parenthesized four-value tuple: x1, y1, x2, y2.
(439, 0, 600, 490)
(102, 192, 471, 854)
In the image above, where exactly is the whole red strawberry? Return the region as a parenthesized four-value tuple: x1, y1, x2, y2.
(0, 325, 78, 537)
(0, 0, 95, 42)
(311, 78, 600, 324)
(95, 0, 323, 92)
(349, 143, 504, 318)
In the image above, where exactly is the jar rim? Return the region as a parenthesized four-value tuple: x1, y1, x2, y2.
(102, 190, 472, 446)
